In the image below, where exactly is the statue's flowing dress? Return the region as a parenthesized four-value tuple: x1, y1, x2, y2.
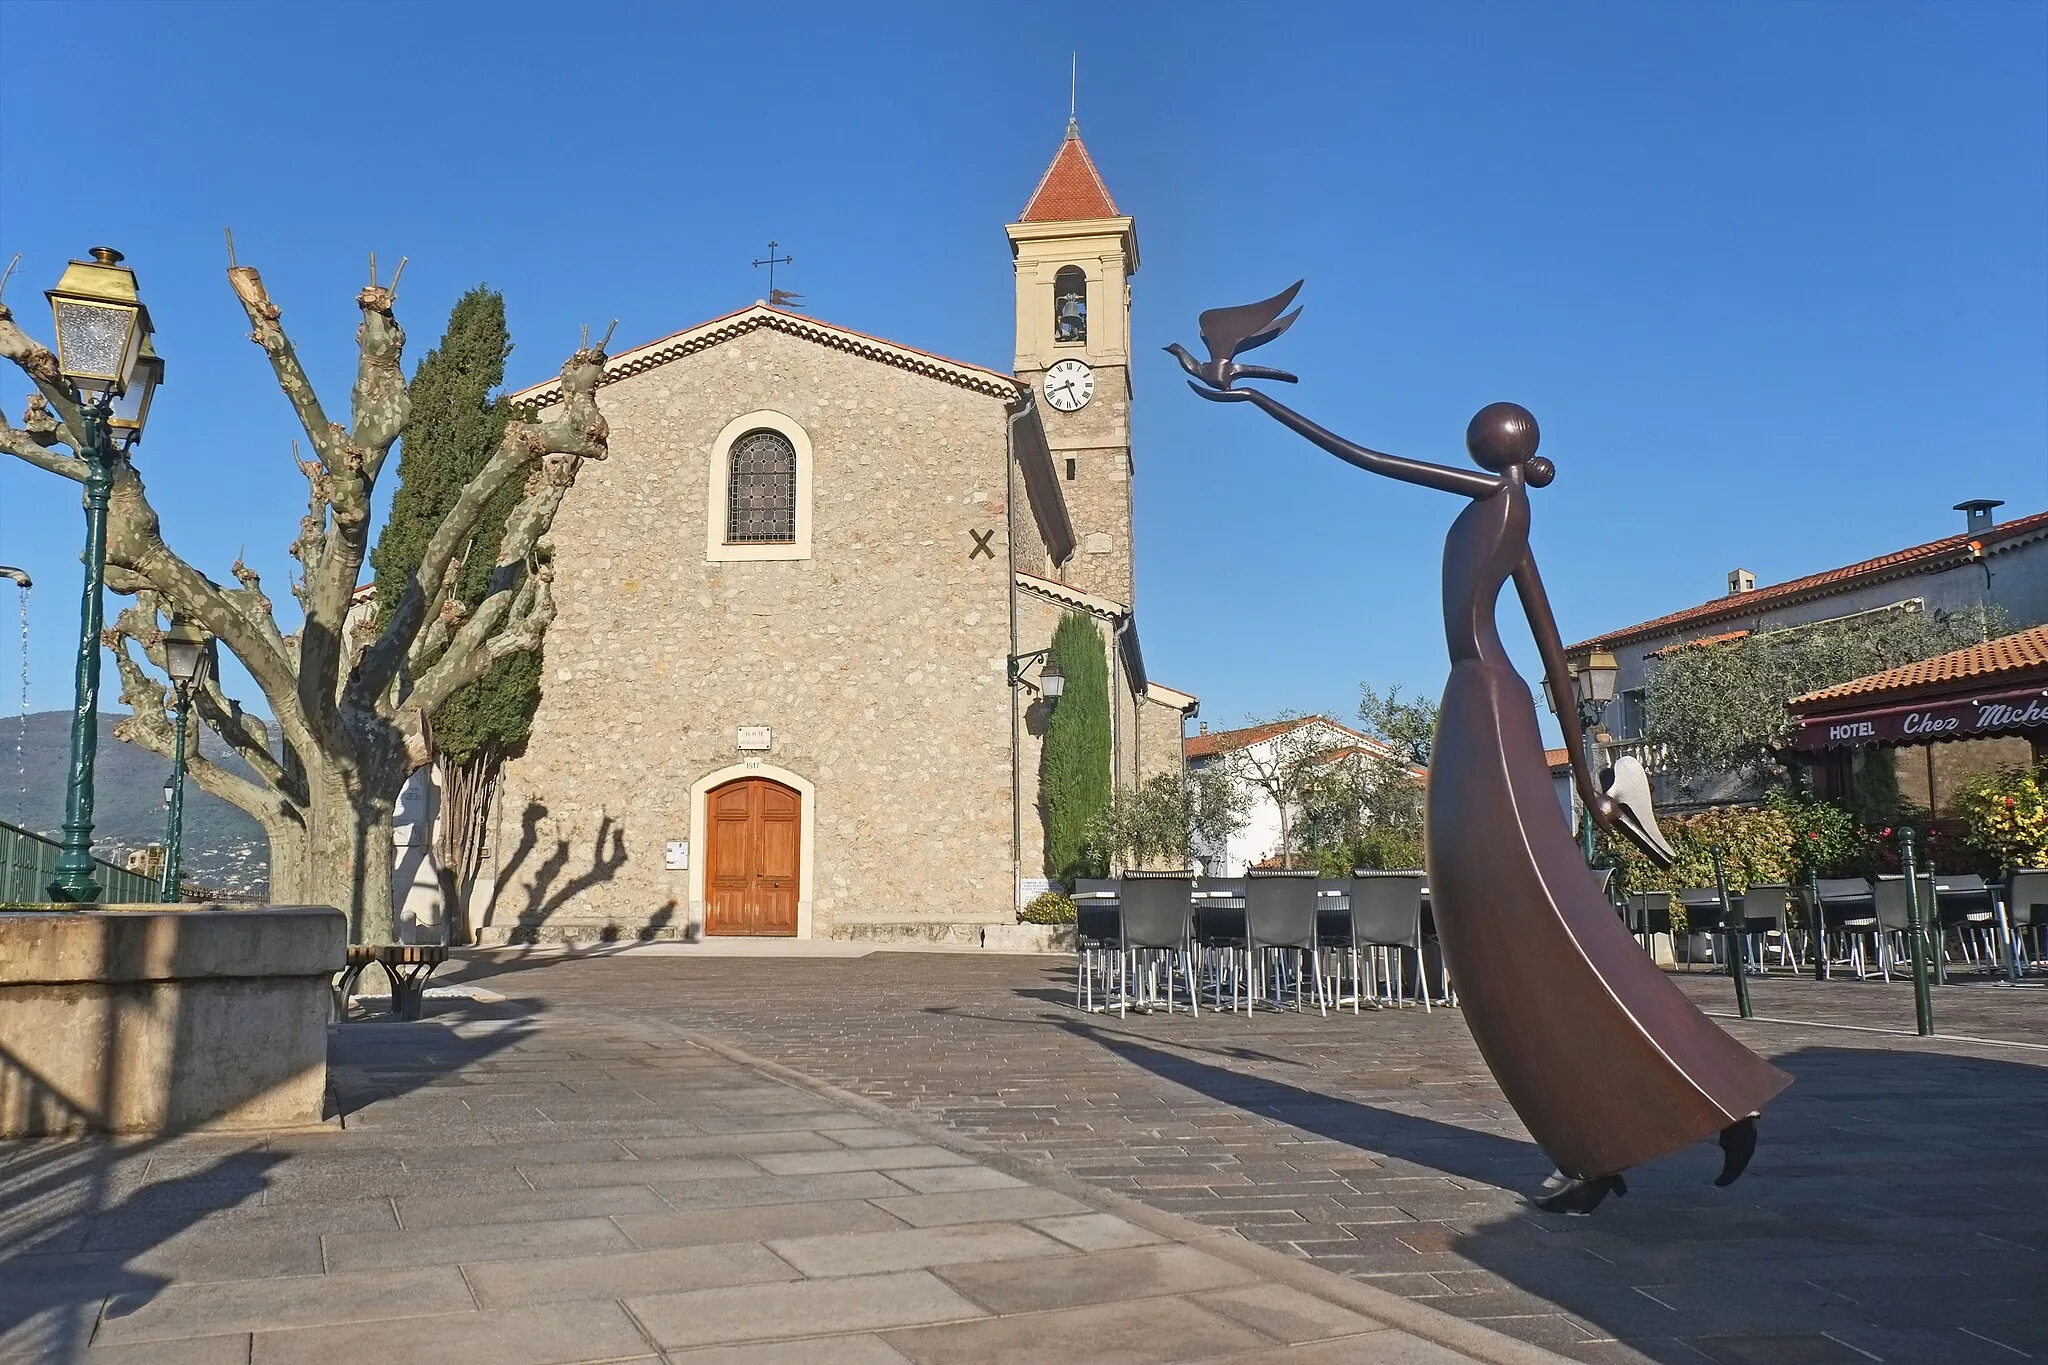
(1426, 480, 1792, 1180)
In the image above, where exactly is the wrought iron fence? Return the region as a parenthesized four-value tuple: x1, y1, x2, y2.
(1, 819, 159, 904)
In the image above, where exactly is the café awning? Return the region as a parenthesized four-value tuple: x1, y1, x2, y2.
(1786, 623, 2048, 751)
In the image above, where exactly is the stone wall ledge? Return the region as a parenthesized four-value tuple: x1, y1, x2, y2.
(0, 906, 345, 986)
(1, 906, 346, 1137)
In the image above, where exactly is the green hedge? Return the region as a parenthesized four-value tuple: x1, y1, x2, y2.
(1309, 827, 1425, 876)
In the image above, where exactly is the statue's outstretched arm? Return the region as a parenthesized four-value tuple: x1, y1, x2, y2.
(1511, 553, 1616, 831)
(1230, 387, 1502, 499)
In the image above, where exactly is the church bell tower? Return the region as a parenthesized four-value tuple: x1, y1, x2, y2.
(1007, 119, 1140, 606)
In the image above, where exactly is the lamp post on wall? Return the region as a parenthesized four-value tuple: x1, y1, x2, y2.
(1549, 650, 1619, 866)
(44, 248, 163, 902)
(159, 621, 212, 903)
(1007, 649, 1065, 704)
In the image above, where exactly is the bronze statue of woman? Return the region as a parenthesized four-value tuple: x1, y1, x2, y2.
(1172, 284, 1790, 1213)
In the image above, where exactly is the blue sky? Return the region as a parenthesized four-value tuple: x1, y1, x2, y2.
(1, 1, 2042, 743)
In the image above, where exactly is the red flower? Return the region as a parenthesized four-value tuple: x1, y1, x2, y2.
(1881, 827, 1893, 837)
(2007, 796, 2018, 808)
(1808, 832, 1820, 841)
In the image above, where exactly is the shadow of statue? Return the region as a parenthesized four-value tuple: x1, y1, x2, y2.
(1049, 1017, 2048, 1362)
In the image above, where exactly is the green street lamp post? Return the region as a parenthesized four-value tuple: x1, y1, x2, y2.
(43, 247, 163, 903)
(159, 621, 212, 902)
(1549, 650, 1619, 866)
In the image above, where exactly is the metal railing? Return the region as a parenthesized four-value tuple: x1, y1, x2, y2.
(1, 818, 160, 905)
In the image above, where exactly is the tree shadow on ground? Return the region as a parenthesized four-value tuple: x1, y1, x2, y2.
(0, 1001, 537, 1363)
(1055, 1019, 2048, 1363)
(487, 801, 643, 943)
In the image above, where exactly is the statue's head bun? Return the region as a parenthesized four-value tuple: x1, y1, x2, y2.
(1466, 402, 1540, 473)
(1524, 456, 1555, 487)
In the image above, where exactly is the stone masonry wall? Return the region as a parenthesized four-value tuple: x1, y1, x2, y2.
(1018, 361, 1135, 608)
(1138, 694, 1190, 789)
(489, 328, 1021, 940)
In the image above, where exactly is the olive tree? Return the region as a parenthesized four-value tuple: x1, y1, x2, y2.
(1643, 605, 2003, 792)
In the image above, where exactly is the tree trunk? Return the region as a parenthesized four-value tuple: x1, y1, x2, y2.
(262, 816, 313, 905)
(304, 769, 397, 945)
(434, 746, 500, 947)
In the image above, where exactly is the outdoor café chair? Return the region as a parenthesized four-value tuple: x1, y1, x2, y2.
(1338, 870, 1428, 1012)
(1869, 876, 1922, 982)
(1676, 888, 1733, 969)
(1626, 891, 1671, 956)
(1114, 871, 1199, 1018)
(2004, 869, 2048, 973)
(1740, 883, 1799, 970)
(1244, 869, 1327, 1016)
(1313, 878, 1349, 1004)
(1072, 878, 1122, 1012)
(1920, 873, 1997, 970)
(1193, 875, 1248, 1009)
(1807, 877, 1878, 977)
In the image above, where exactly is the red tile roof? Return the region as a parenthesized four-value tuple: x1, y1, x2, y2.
(1569, 509, 2048, 653)
(1184, 715, 1365, 760)
(1649, 630, 1750, 659)
(1790, 624, 2048, 709)
(1544, 747, 1573, 771)
(1020, 125, 1119, 222)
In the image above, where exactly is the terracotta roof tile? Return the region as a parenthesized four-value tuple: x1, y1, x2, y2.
(1020, 126, 1119, 222)
(1184, 715, 1369, 760)
(1570, 509, 2048, 653)
(1544, 747, 1573, 770)
(1649, 629, 1750, 658)
(1790, 624, 2048, 708)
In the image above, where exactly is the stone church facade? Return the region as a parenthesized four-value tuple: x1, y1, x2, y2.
(476, 122, 1198, 943)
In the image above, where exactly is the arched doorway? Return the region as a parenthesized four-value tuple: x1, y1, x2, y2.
(704, 776, 801, 936)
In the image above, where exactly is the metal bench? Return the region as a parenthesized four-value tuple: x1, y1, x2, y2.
(335, 944, 448, 1021)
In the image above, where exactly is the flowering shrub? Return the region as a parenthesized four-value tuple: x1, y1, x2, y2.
(1602, 802, 1798, 902)
(1019, 890, 1077, 925)
(1951, 765, 2048, 871)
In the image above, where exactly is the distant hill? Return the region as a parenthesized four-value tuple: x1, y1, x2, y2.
(0, 710, 270, 897)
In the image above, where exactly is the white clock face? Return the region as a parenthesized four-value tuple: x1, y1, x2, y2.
(1043, 359, 1094, 413)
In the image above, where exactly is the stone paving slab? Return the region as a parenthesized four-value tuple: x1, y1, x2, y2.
(431, 948, 2047, 1365)
(1, 989, 1557, 1365)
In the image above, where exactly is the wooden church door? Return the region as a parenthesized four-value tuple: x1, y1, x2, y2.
(705, 777, 801, 936)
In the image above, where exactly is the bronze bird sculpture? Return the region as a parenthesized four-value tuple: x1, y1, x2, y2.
(1165, 280, 1304, 394)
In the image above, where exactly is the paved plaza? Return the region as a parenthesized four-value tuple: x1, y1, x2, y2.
(2, 949, 2043, 1365)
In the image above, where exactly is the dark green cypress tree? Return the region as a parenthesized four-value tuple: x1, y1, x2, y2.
(1042, 611, 1112, 882)
(370, 288, 513, 627)
(367, 288, 537, 939)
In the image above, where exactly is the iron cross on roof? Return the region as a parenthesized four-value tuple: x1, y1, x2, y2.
(751, 241, 802, 310)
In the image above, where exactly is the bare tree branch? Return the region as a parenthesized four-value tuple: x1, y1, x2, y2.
(225, 263, 409, 743)
(0, 299, 87, 444)
(353, 343, 607, 709)
(226, 266, 342, 470)
(349, 278, 409, 479)
(0, 414, 84, 480)
(397, 563, 553, 763)
(107, 605, 298, 833)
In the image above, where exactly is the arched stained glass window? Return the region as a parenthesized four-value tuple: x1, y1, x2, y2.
(726, 429, 797, 544)
(1054, 266, 1088, 343)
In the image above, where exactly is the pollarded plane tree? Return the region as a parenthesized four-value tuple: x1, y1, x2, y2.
(0, 251, 610, 942)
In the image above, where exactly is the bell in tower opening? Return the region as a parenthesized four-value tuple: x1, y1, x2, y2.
(1054, 266, 1087, 342)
